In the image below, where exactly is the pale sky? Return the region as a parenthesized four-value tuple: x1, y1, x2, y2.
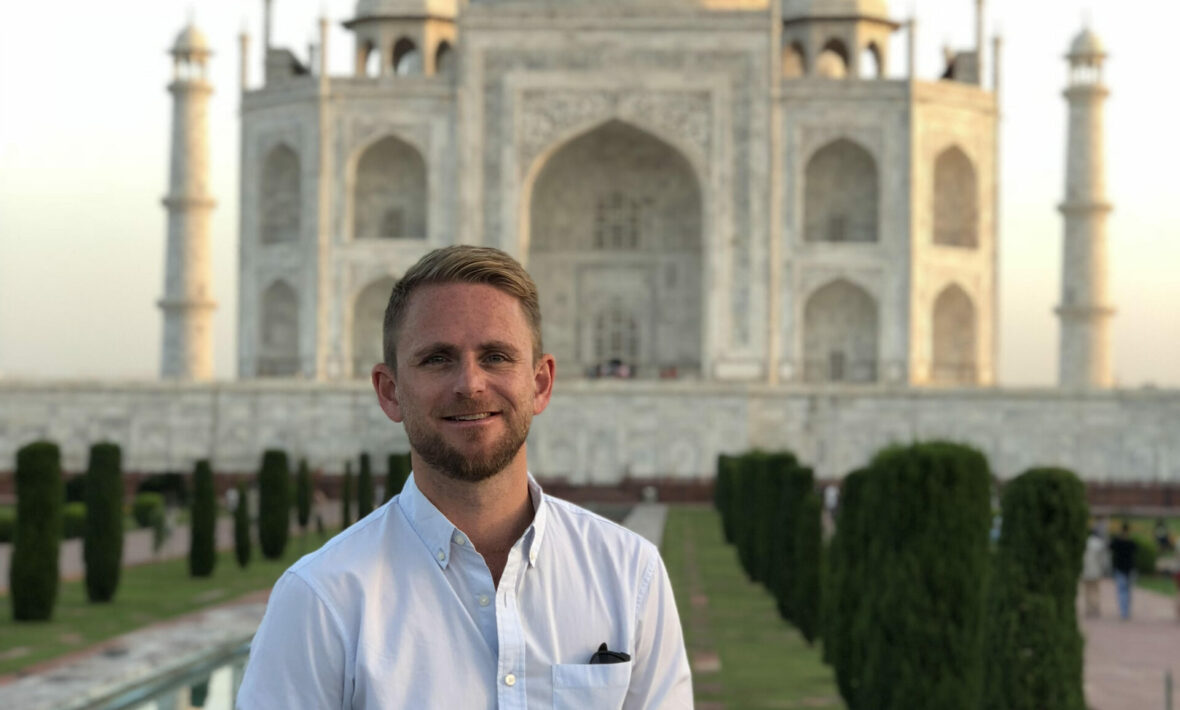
(0, 0, 1176, 386)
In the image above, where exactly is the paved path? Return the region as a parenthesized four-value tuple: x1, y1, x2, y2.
(1080, 578, 1179, 710)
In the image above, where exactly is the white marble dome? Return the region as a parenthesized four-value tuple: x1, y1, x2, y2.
(171, 23, 210, 54)
(355, 0, 457, 17)
(782, 0, 888, 19)
(1069, 28, 1106, 57)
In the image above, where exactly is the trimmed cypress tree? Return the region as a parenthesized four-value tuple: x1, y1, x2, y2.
(10, 441, 63, 621)
(385, 452, 411, 503)
(770, 460, 812, 623)
(981, 467, 1088, 710)
(257, 450, 291, 559)
(855, 442, 991, 710)
(792, 488, 823, 644)
(734, 452, 766, 580)
(341, 462, 354, 530)
(233, 481, 251, 568)
(714, 454, 738, 543)
(83, 442, 124, 603)
(825, 468, 870, 706)
(188, 459, 216, 577)
(357, 453, 375, 519)
(295, 459, 312, 532)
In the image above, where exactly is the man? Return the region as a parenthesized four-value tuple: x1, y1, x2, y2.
(1109, 522, 1137, 620)
(237, 246, 693, 708)
(1081, 526, 1105, 617)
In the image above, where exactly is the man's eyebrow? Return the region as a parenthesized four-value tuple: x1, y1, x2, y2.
(410, 343, 458, 360)
(480, 340, 522, 355)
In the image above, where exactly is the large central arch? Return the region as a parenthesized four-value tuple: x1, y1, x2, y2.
(527, 120, 703, 378)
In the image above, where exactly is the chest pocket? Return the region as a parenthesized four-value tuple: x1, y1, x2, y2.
(552, 662, 632, 710)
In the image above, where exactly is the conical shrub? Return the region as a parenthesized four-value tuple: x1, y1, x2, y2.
(341, 462, 353, 530)
(295, 459, 312, 531)
(385, 452, 410, 503)
(234, 481, 251, 568)
(83, 442, 124, 603)
(10, 441, 63, 621)
(188, 459, 216, 577)
(357, 453, 374, 519)
(257, 450, 290, 559)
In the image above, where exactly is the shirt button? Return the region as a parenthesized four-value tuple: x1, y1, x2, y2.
(529, 549, 537, 563)
(504, 673, 516, 687)
(479, 594, 490, 607)
(453, 533, 466, 546)
(436, 550, 445, 561)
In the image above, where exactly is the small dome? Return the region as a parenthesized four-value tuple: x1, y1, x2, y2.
(783, 0, 888, 19)
(355, 0, 457, 18)
(1069, 28, 1105, 57)
(172, 23, 210, 54)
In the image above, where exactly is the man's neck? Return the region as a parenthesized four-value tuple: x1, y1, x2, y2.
(413, 455, 535, 586)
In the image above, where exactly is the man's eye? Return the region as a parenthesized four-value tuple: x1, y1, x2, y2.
(423, 355, 448, 365)
(485, 353, 509, 364)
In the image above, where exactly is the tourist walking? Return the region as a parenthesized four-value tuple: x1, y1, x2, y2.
(1082, 527, 1106, 617)
(1109, 522, 1138, 620)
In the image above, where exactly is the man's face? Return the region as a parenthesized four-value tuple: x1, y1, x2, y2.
(373, 282, 555, 482)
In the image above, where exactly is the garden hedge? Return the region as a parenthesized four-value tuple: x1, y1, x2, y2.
(824, 468, 871, 705)
(295, 459, 312, 531)
(234, 481, 251, 568)
(714, 454, 738, 544)
(853, 441, 991, 710)
(11, 441, 64, 621)
(981, 467, 1088, 710)
(258, 450, 291, 560)
(188, 459, 216, 577)
(791, 487, 823, 644)
(358, 453, 375, 519)
(386, 452, 410, 503)
(341, 462, 354, 530)
(770, 458, 811, 623)
(132, 492, 165, 529)
(83, 443, 124, 602)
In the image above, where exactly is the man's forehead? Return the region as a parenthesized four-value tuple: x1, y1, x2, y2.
(400, 282, 529, 338)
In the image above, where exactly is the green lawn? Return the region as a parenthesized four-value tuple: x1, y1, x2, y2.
(0, 531, 330, 676)
(1138, 574, 1178, 597)
(662, 506, 843, 710)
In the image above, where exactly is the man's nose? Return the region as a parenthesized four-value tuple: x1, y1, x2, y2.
(453, 355, 487, 396)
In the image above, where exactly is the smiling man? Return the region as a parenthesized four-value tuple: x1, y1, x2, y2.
(237, 246, 693, 709)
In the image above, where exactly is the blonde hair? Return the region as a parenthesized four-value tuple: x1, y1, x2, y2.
(382, 246, 543, 370)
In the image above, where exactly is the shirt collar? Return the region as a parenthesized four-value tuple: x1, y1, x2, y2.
(397, 472, 550, 570)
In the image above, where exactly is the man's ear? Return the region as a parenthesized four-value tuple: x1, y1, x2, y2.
(532, 354, 556, 415)
(372, 363, 405, 423)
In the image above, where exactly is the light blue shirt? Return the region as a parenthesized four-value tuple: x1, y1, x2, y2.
(237, 474, 693, 709)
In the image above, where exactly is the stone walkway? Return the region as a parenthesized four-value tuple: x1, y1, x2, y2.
(1080, 578, 1180, 710)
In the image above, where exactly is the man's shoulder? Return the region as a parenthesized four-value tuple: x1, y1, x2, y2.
(286, 500, 407, 589)
(542, 496, 659, 558)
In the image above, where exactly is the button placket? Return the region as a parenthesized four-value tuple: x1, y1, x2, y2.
(495, 545, 528, 709)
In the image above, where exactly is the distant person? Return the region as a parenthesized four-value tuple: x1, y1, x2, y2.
(238, 246, 692, 708)
(1082, 527, 1106, 617)
(1109, 522, 1138, 620)
(1155, 518, 1173, 553)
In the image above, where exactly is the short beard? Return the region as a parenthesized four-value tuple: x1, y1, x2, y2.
(405, 414, 530, 483)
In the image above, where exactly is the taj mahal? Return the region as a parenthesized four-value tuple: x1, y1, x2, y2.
(2, 0, 1175, 489)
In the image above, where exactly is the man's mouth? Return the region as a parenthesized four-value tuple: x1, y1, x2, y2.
(443, 412, 498, 421)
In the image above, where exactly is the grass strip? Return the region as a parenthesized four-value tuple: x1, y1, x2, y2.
(662, 505, 843, 709)
(0, 531, 330, 676)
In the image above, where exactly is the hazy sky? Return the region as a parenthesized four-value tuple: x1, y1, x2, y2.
(0, 1, 1176, 386)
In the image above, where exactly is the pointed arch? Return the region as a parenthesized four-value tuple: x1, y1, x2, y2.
(931, 284, 977, 384)
(436, 41, 454, 75)
(803, 279, 879, 383)
(804, 139, 879, 243)
(392, 37, 420, 75)
(352, 135, 427, 240)
(782, 42, 807, 78)
(352, 276, 397, 377)
(933, 146, 979, 248)
(817, 38, 849, 78)
(259, 280, 299, 376)
(260, 144, 300, 245)
(526, 119, 703, 378)
(860, 42, 883, 79)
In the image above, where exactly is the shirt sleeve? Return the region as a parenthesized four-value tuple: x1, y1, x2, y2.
(623, 552, 694, 710)
(237, 572, 350, 710)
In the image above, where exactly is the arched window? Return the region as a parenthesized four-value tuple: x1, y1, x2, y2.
(931, 285, 977, 384)
(259, 280, 299, 376)
(352, 277, 397, 377)
(816, 39, 849, 79)
(363, 41, 380, 77)
(353, 136, 428, 240)
(860, 43, 882, 78)
(933, 147, 979, 248)
(436, 41, 454, 75)
(393, 38, 421, 76)
(804, 139, 879, 243)
(529, 120, 702, 377)
(782, 42, 806, 78)
(260, 145, 300, 245)
(803, 279, 879, 383)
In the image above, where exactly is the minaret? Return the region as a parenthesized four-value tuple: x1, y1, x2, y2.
(159, 23, 217, 380)
(1056, 27, 1114, 389)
